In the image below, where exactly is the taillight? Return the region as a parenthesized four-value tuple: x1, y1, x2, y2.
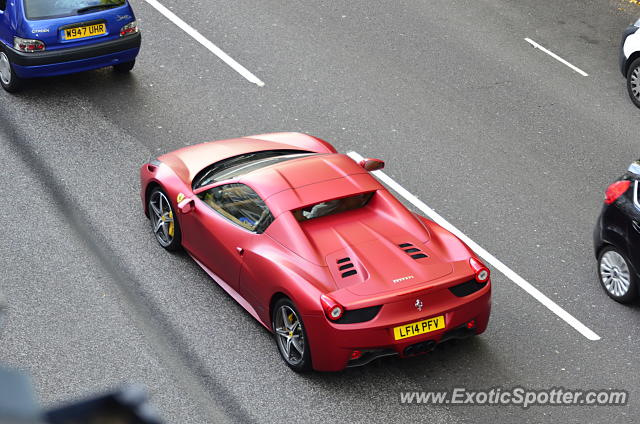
(120, 21, 139, 37)
(604, 180, 631, 205)
(320, 295, 344, 321)
(469, 257, 490, 283)
(13, 37, 45, 52)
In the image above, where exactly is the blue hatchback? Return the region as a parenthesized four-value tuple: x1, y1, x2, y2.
(0, 0, 141, 92)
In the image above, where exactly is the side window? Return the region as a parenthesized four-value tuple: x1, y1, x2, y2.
(0, 0, 6, 11)
(198, 183, 273, 233)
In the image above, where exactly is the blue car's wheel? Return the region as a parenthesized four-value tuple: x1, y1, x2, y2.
(0, 52, 22, 93)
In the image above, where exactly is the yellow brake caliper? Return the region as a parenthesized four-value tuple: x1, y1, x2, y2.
(168, 211, 174, 237)
(288, 313, 294, 337)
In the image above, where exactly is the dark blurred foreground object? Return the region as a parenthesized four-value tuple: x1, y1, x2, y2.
(0, 367, 41, 424)
(45, 384, 163, 424)
(0, 367, 163, 424)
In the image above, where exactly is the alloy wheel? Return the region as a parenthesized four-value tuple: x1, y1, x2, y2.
(600, 250, 631, 297)
(274, 305, 305, 366)
(631, 67, 640, 101)
(149, 190, 175, 247)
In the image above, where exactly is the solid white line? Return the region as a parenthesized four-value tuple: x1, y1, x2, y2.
(347, 151, 601, 341)
(143, 0, 265, 87)
(524, 38, 588, 77)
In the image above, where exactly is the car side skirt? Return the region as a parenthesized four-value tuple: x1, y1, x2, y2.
(189, 253, 271, 331)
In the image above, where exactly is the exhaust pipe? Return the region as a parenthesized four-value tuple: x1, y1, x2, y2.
(404, 340, 436, 356)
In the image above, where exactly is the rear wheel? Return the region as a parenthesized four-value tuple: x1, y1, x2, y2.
(272, 298, 312, 372)
(113, 60, 135, 73)
(148, 187, 181, 251)
(598, 246, 637, 303)
(627, 57, 640, 108)
(0, 52, 23, 93)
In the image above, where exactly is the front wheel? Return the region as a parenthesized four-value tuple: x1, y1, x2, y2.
(113, 60, 135, 73)
(0, 52, 23, 93)
(627, 57, 640, 108)
(598, 246, 637, 303)
(272, 298, 312, 372)
(148, 187, 182, 251)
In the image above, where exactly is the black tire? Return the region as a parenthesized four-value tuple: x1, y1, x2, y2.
(626, 57, 640, 108)
(272, 298, 312, 372)
(0, 51, 23, 93)
(597, 245, 638, 303)
(113, 60, 135, 73)
(147, 187, 182, 251)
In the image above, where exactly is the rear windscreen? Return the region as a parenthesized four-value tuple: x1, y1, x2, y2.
(293, 192, 374, 221)
(23, 0, 125, 20)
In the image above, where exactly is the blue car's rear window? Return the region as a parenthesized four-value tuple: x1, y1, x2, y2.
(23, 0, 125, 20)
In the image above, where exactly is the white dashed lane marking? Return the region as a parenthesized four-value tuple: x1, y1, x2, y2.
(525, 38, 589, 77)
(143, 0, 265, 87)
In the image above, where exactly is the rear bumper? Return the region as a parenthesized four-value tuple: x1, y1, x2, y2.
(303, 284, 491, 372)
(12, 47, 139, 79)
(5, 33, 141, 78)
(5, 33, 141, 66)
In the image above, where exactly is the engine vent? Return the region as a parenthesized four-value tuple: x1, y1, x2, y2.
(397, 243, 428, 260)
(337, 257, 357, 278)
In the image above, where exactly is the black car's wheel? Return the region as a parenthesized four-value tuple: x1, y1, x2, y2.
(113, 60, 135, 73)
(0, 51, 23, 93)
(598, 246, 637, 303)
(148, 187, 182, 251)
(627, 57, 640, 108)
(272, 298, 312, 372)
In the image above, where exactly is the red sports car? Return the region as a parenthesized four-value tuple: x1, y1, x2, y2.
(139, 133, 491, 372)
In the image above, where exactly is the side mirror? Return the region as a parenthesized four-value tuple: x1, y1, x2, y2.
(178, 198, 195, 214)
(358, 158, 385, 172)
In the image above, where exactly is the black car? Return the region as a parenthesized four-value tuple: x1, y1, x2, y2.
(594, 160, 640, 303)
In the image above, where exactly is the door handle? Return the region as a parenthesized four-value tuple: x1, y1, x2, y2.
(178, 198, 195, 214)
(236, 247, 244, 256)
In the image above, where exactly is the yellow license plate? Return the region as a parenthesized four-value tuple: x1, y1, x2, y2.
(393, 315, 445, 340)
(64, 23, 106, 40)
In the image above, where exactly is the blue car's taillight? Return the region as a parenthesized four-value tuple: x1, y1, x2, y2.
(13, 37, 45, 52)
(120, 21, 139, 37)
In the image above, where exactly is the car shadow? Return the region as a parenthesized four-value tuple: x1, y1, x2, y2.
(12, 67, 135, 95)
(9, 68, 170, 154)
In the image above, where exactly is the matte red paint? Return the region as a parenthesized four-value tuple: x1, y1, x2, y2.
(140, 132, 492, 371)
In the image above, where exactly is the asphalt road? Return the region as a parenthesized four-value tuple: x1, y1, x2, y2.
(1, 0, 640, 422)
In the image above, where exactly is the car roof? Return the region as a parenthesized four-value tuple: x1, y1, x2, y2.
(158, 133, 335, 184)
(239, 154, 384, 216)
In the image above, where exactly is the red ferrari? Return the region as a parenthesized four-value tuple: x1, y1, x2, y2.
(139, 133, 491, 372)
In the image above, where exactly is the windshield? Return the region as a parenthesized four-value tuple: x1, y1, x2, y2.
(192, 150, 315, 189)
(292, 192, 374, 221)
(23, 0, 125, 20)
